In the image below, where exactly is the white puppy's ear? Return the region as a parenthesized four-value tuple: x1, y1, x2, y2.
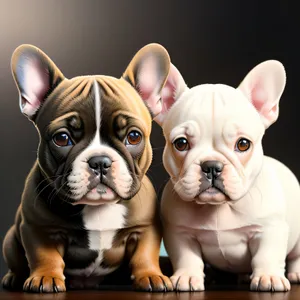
(122, 43, 171, 119)
(238, 60, 286, 129)
(11, 44, 65, 120)
(154, 64, 188, 125)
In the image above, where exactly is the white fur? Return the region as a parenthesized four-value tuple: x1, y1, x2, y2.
(94, 80, 101, 132)
(64, 203, 127, 277)
(160, 61, 300, 292)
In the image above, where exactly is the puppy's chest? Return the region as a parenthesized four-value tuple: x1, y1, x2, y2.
(64, 204, 127, 277)
(179, 204, 262, 272)
(196, 226, 259, 273)
(182, 202, 260, 231)
(190, 204, 262, 272)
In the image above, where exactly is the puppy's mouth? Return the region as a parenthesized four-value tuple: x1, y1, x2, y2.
(202, 186, 223, 195)
(199, 179, 227, 195)
(195, 183, 229, 205)
(73, 183, 119, 206)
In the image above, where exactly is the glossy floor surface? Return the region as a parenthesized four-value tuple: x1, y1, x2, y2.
(1, 285, 300, 300)
(1, 259, 298, 299)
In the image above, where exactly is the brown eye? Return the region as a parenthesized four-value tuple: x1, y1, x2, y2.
(53, 132, 73, 147)
(236, 138, 251, 152)
(173, 137, 190, 151)
(126, 130, 142, 145)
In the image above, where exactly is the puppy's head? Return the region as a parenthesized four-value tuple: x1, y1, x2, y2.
(155, 62, 286, 204)
(11, 44, 170, 205)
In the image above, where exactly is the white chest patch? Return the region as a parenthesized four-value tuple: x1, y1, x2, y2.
(65, 203, 127, 277)
(83, 203, 127, 231)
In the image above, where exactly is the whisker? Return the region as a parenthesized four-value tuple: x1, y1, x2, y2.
(48, 180, 70, 206)
(33, 165, 73, 209)
(33, 174, 66, 194)
(33, 179, 58, 210)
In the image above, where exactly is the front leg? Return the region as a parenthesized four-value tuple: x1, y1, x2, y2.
(20, 223, 66, 293)
(163, 224, 205, 291)
(129, 224, 173, 292)
(249, 221, 290, 292)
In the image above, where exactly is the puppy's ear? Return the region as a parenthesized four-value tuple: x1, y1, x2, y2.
(154, 63, 188, 125)
(11, 44, 65, 120)
(122, 43, 171, 120)
(238, 60, 286, 129)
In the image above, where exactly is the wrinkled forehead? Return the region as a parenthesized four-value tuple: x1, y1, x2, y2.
(35, 76, 152, 133)
(163, 84, 264, 138)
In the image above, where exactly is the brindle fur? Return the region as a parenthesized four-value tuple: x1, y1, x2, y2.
(2, 44, 173, 293)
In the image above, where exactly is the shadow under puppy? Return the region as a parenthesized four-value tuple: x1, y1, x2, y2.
(153, 61, 300, 292)
(2, 44, 173, 293)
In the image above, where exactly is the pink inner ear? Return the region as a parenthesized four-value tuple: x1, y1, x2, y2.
(161, 79, 176, 114)
(137, 73, 162, 116)
(137, 71, 158, 101)
(250, 84, 266, 112)
(136, 55, 159, 100)
(135, 55, 164, 116)
(20, 58, 50, 117)
(25, 59, 49, 102)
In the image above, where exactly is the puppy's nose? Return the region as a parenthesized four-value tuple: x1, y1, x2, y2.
(88, 156, 112, 175)
(201, 160, 224, 180)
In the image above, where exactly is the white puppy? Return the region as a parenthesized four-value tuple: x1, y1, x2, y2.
(151, 61, 300, 292)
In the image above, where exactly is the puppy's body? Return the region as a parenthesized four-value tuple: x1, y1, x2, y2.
(10, 162, 156, 279)
(162, 156, 300, 273)
(2, 45, 173, 293)
(155, 64, 300, 292)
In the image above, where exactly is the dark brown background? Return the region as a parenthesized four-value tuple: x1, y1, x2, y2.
(0, 0, 292, 284)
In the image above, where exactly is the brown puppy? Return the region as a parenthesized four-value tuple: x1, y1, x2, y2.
(2, 44, 173, 293)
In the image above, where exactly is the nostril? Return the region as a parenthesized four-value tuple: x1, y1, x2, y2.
(88, 160, 99, 170)
(201, 165, 209, 173)
(201, 160, 224, 179)
(87, 156, 112, 175)
(214, 162, 224, 173)
(102, 157, 112, 169)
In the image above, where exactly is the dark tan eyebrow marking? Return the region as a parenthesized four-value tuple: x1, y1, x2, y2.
(48, 112, 81, 132)
(115, 115, 128, 130)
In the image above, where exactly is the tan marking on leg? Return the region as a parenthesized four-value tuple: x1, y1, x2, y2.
(21, 223, 66, 293)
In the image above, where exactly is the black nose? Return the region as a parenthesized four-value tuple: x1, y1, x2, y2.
(88, 156, 112, 175)
(201, 160, 224, 180)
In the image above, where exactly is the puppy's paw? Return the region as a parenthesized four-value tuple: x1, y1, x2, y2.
(287, 272, 300, 283)
(2, 272, 25, 290)
(250, 275, 290, 292)
(133, 273, 173, 292)
(23, 275, 66, 293)
(171, 275, 205, 292)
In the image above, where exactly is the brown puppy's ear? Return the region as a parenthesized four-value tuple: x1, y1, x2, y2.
(122, 43, 170, 120)
(11, 44, 65, 120)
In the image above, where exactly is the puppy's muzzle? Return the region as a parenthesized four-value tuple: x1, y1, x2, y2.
(201, 160, 224, 181)
(88, 155, 112, 176)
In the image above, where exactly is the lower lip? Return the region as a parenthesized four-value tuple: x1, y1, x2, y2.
(195, 187, 228, 205)
(74, 198, 119, 206)
(203, 187, 220, 194)
(73, 184, 118, 205)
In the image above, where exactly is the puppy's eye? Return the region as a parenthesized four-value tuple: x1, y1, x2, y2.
(173, 137, 190, 152)
(126, 130, 142, 145)
(53, 132, 73, 147)
(236, 138, 251, 152)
